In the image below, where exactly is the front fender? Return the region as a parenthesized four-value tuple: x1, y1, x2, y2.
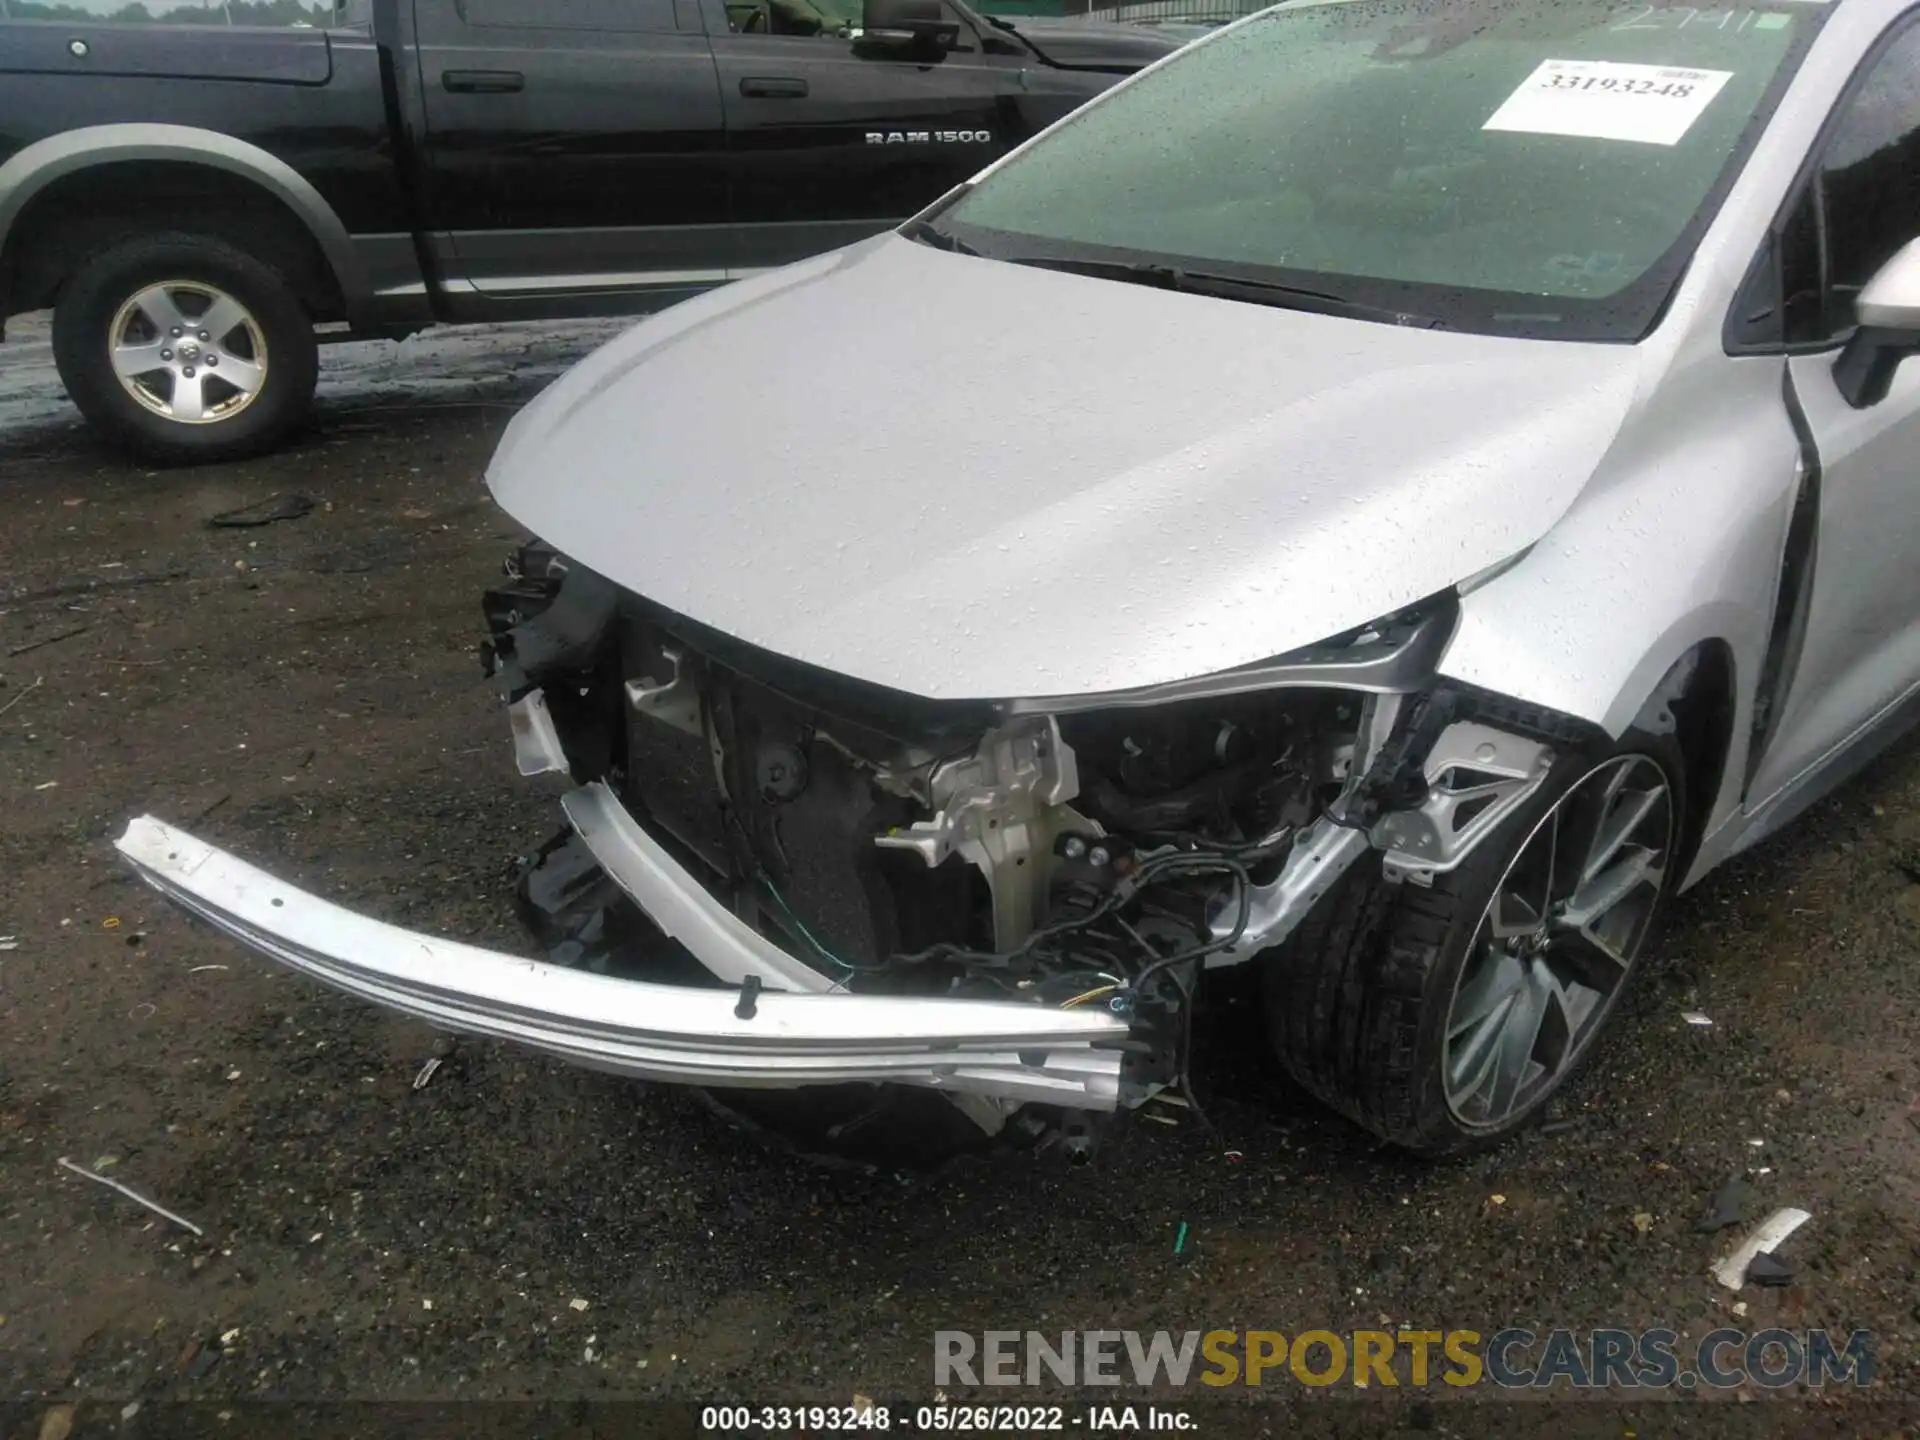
(0, 123, 370, 319)
(1435, 353, 1803, 866)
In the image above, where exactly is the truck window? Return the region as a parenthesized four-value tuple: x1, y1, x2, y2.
(458, 0, 679, 33)
(0, 1, 340, 22)
(721, 0, 973, 47)
(723, 0, 855, 35)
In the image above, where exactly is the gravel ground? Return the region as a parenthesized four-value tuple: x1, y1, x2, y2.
(0, 314, 1915, 1438)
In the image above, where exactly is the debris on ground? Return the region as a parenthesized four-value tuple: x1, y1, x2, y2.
(1696, 1176, 1752, 1233)
(569, 1297, 590, 1313)
(0, 677, 42, 719)
(1174, 1221, 1189, 1255)
(1632, 1212, 1654, 1236)
(1711, 1206, 1812, 1290)
(1744, 1251, 1799, 1287)
(412, 1057, 442, 1091)
(1682, 1011, 1714, 1027)
(207, 494, 315, 529)
(56, 1156, 205, 1237)
(7, 624, 91, 658)
(0, 936, 18, 952)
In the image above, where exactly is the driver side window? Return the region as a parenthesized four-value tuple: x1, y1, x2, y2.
(1771, 20, 1920, 345)
(721, 0, 974, 47)
(725, 0, 844, 36)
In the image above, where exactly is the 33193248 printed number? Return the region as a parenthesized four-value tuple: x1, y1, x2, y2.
(1545, 74, 1695, 97)
(701, 1404, 893, 1431)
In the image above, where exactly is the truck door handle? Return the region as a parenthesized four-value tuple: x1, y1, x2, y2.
(443, 69, 525, 93)
(739, 76, 808, 98)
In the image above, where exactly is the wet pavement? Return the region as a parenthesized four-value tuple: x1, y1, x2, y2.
(0, 312, 1915, 1436)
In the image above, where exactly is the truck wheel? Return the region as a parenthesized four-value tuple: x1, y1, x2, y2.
(52, 232, 319, 464)
(1265, 728, 1685, 1155)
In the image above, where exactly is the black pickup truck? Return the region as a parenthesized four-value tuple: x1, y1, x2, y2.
(0, 0, 1177, 462)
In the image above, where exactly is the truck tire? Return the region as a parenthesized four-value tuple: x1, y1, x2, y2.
(52, 232, 319, 465)
(1265, 727, 1686, 1155)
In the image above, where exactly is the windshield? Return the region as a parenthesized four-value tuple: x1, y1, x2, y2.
(927, 0, 1825, 340)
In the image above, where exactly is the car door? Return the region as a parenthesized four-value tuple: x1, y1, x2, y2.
(697, 0, 1033, 271)
(1745, 15, 1920, 809)
(411, 0, 730, 315)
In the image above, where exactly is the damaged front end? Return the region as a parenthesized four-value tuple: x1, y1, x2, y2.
(115, 538, 1568, 1160)
(471, 542, 1487, 1140)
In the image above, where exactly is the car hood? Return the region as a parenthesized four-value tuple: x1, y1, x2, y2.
(991, 14, 1187, 69)
(487, 235, 1645, 702)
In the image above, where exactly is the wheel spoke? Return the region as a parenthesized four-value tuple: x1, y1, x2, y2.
(170, 370, 207, 422)
(215, 355, 266, 396)
(111, 340, 171, 379)
(1483, 962, 1552, 1119)
(1448, 946, 1526, 1038)
(1488, 887, 1541, 939)
(1540, 802, 1563, 904)
(1540, 942, 1612, 1029)
(1446, 995, 1512, 1115)
(1443, 752, 1676, 1131)
(197, 295, 251, 345)
(1491, 806, 1559, 937)
(1581, 784, 1664, 888)
(1560, 847, 1663, 939)
(131, 285, 190, 337)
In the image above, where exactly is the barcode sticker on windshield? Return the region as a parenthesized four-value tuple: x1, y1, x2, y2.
(1484, 59, 1734, 145)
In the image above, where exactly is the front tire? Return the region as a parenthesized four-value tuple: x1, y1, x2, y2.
(1266, 728, 1685, 1155)
(52, 232, 319, 464)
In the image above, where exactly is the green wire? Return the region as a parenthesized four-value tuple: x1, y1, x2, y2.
(760, 876, 857, 976)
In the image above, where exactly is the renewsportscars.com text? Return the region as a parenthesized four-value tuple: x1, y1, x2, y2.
(933, 1328, 1875, 1391)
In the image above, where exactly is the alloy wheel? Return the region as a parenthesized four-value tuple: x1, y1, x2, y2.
(1442, 753, 1675, 1129)
(108, 281, 269, 425)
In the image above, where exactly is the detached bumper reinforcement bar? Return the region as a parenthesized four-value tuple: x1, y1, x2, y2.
(114, 817, 1129, 1109)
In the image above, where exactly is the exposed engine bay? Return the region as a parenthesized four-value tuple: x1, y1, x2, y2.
(476, 539, 1501, 1158)
(107, 530, 1583, 1171)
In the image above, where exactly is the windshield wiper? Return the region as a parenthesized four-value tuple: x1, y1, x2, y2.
(901, 218, 981, 257)
(1000, 255, 1447, 329)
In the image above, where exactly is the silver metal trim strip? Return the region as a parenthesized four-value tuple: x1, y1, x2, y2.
(113, 815, 1126, 1107)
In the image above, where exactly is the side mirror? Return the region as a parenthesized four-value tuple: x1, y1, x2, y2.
(857, 0, 958, 60)
(1833, 237, 1920, 408)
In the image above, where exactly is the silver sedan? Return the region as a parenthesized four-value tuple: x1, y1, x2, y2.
(119, 0, 1920, 1160)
